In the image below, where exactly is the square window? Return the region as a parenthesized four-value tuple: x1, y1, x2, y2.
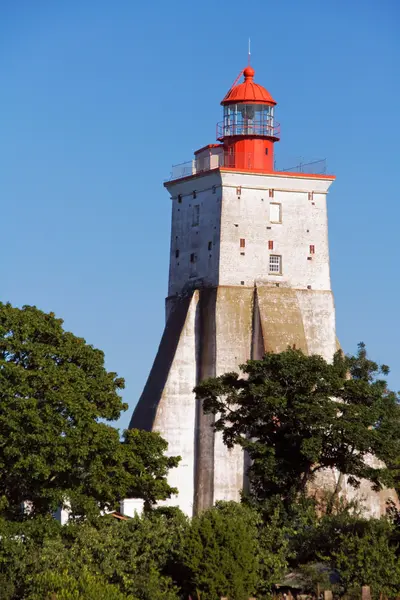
(269, 255, 282, 274)
(270, 203, 282, 223)
(192, 205, 200, 226)
(268, 240, 274, 250)
(240, 238, 245, 248)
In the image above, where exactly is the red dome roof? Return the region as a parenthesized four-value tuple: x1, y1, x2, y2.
(221, 66, 276, 106)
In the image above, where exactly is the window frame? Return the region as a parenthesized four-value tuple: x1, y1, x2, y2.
(269, 202, 282, 224)
(269, 254, 282, 275)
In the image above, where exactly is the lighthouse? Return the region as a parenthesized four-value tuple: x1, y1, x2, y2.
(130, 65, 338, 516)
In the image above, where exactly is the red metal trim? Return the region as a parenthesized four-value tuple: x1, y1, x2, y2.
(220, 168, 335, 180)
(164, 168, 335, 187)
(220, 66, 277, 106)
(225, 69, 245, 95)
(222, 98, 276, 106)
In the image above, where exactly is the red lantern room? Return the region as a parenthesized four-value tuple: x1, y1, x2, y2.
(217, 66, 280, 173)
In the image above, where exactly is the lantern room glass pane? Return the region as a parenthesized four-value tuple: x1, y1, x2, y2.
(223, 103, 274, 137)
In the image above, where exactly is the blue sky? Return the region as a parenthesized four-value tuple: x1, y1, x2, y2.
(1, 0, 399, 431)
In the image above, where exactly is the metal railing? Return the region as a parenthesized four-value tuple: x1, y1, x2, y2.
(170, 160, 196, 180)
(278, 159, 327, 175)
(168, 154, 328, 181)
(216, 120, 280, 139)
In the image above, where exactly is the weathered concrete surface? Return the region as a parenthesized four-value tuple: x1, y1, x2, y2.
(130, 283, 397, 517)
(130, 291, 199, 516)
(212, 286, 254, 503)
(193, 289, 217, 514)
(295, 289, 336, 361)
(309, 455, 398, 518)
(131, 286, 253, 514)
(130, 292, 194, 432)
(256, 286, 308, 354)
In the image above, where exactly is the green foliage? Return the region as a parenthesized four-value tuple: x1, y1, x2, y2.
(34, 511, 185, 600)
(331, 518, 400, 596)
(285, 506, 400, 597)
(256, 508, 291, 594)
(27, 568, 133, 600)
(177, 501, 261, 600)
(195, 344, 400, 508)
(2, 494, 400, 600)
(296, 563, 333, 593)
(0, 515, 62, 599)
(0, 511, 186, 600)
(0, 303, 179, 518)
(1, 319, 400, 600)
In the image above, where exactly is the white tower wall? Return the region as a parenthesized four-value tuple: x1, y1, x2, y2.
(168, 172, 222, 297)
(219, 171, 332, 292)
(130, 169, 346, 515)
